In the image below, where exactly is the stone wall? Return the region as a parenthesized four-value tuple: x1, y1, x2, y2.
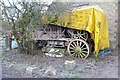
(118, 1, 120, 54)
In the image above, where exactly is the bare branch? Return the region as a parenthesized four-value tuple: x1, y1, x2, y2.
(7, 0, 12, 6)
(13, 1, 22, 12)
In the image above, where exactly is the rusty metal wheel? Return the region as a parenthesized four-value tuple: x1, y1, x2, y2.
(67, 39, 89, 59)
(73, 30, 88, 41)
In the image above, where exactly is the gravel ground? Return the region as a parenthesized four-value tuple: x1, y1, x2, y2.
(2, 49, 118, 78)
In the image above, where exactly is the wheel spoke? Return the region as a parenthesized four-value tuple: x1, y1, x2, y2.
(72, 41, 77, 47)
(79, 41, 82, 47)
(79, 31, 81, 34)
(70, 50, 75, 53)
(76, 53, 78, 57)
(69, 47, 75, 50)
(81, 52, 86, 57)
(76, 41, 79, 46)
(78, 36, 81, 39)
(80, 35, 86, 40)
(81, 48, 87, 50)
(79, 53, 83, 58)
(78, 52, 81, 58)
(70, 43, 75, 48)
(82, 51, 88, 53)
(81, 33, 85, 36)
(81, 44, 85, 48)
(71, 52, 76, 55)
(77, 31, 79, 35)
(81, 32, 87, 36)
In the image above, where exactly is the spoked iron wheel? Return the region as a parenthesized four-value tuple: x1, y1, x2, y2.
(67, 39, 89, 59)
(73, 30, 88, 41)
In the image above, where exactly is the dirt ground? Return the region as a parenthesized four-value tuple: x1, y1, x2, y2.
(2, 49, 118, 78)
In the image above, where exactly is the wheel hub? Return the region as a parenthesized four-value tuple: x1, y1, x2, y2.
(75, 47, 82, 53)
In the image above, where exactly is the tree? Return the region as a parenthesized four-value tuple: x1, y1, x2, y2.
(0, 0, 48, 54)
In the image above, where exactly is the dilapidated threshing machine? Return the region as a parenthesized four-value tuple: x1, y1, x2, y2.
(33, 5, 110, 59)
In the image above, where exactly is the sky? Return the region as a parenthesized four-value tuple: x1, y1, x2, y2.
(3, 0, 54, 6)
(3, 0, 117, 7)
